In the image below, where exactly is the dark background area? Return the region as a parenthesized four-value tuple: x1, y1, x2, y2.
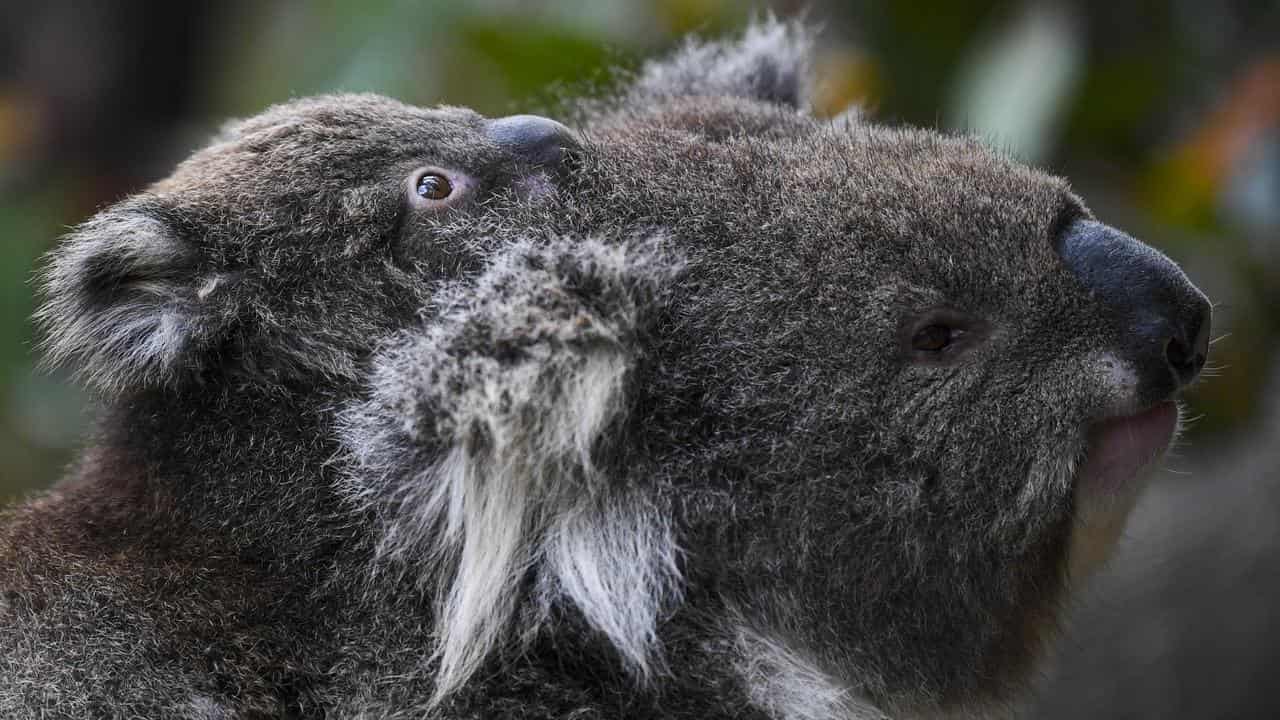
(1, 1, 1277, 716)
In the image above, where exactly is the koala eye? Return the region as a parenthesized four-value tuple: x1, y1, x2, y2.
(912, 324, 957, 353)
(407, 167, 469, 210)
(903, 310, 987, 363)
(416, 173, 452, 200)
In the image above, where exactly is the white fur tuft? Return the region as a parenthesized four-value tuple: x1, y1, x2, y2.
(734, 626, 887, 720)
(339, 236, 684, 703)
(541, 490, 681, 679)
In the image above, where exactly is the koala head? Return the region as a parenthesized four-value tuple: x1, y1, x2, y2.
(38, 94, 578, 395)
(339, 20, 1211, 717)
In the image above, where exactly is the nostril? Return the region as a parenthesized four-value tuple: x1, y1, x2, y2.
(1165, 307, 1211, 386)
(1166, 336, 1194, 373)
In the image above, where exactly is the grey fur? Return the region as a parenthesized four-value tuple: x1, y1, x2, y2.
(36, 208, 208, 393)
(339, 237, 684, 701)
(1, 20, 1208, 720)
(629, 17, 813, 109)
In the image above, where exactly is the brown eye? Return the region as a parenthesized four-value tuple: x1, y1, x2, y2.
(903, 310, 987, 363)
(416, 173, 452, 200)
(912, 324, 955, 353)
(407, 167, 471, 210)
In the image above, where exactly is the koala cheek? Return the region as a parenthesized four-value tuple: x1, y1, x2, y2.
(339, 186, 400, 257)
(511, 172, 558, 201)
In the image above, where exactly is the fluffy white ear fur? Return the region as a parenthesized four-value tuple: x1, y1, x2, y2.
(631, 17, 815, 109)
(36, 203, 222, 394)
(340, 236, 684, 703)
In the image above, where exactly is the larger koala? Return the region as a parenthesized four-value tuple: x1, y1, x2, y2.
(1, 21, 1210, 719)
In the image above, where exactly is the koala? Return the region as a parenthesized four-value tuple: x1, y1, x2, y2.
(1, 20, 1211, 720)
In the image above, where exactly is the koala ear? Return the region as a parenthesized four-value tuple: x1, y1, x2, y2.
(37, 200, 229, 394)
(631, 17, 815, 109)
(341, 236, 684, 702)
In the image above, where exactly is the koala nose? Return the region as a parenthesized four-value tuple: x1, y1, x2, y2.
(486, 115, 578, 169)
(1059, 219, 1211, 395)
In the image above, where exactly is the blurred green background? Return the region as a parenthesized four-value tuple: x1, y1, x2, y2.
(0, 1, 1277, 715)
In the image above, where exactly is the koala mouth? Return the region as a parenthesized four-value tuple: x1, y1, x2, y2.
(1077, 400, 1179, 494)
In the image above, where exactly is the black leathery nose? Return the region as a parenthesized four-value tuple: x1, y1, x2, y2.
(1058, 219, 1211, 393)
(485, 114, 578, 169)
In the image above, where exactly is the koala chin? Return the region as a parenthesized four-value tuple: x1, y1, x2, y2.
(2, 18, 1209, 720)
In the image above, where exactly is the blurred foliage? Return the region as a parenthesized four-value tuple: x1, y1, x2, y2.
(0, 0, 1277, 497)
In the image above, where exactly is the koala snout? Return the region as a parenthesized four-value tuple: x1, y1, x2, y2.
(486, 114, 578, 169)
(1058, 219, 1211, 400)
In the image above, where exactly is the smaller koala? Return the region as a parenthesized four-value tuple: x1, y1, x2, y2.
(2, 20, 1210, 720)
(1, 95, 583, 716)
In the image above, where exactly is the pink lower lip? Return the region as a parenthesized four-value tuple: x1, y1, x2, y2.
(1078, 401, 1179, 493)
